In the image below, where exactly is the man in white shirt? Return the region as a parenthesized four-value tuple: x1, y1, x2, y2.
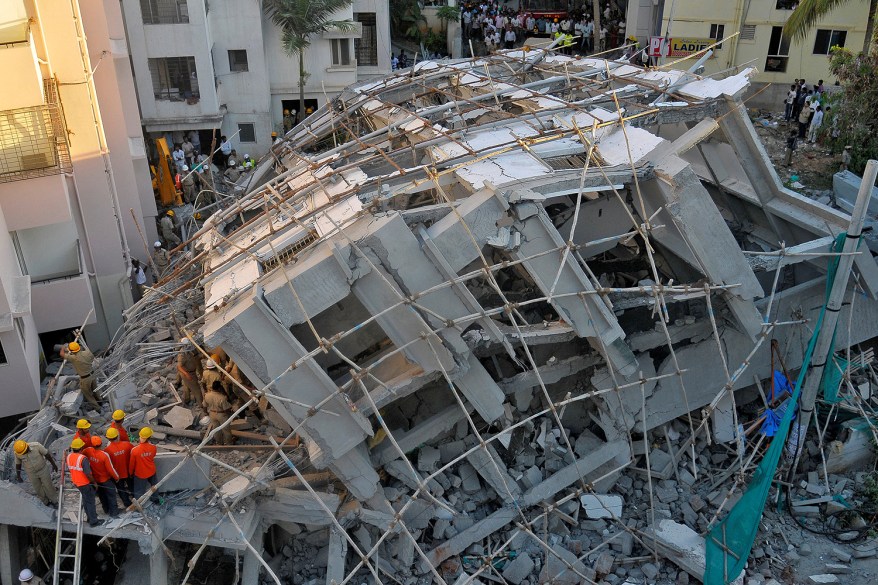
(219, 136, 232, 168)
(172, 144, 185, 171)
(584, 19, 594, 53)
(808, 105, 824, 143)
(784, 84, 797, 122)
(504, 27, 516, 50)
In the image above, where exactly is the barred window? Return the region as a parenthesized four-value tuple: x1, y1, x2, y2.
(140, 0, 189, 24)
(355, 13, 378, 66)
(148, 57, 200, 101)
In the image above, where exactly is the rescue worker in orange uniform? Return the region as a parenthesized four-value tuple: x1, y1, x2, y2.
(105, 427, 134, 508)
(73, 419, 92, 445)
(110, 410, 130, 442)
(130, 427, 159, 502)
(67, 439, 100, 526)
(82, 436, 119, 518)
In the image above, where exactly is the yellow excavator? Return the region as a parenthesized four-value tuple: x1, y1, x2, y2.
(150, 137, 182, 206)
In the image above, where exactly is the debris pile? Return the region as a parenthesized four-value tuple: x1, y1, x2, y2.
(2, 48, 878, 585)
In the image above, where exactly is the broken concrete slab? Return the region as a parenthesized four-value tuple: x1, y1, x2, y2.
(466, 444, 522, 503)
(501, 552, 534, 585)
(257, 489, 341, 526)
(163, 405, 194, 430)
(154, 454, 212, 493)
(650, 519, 743, 584)
(580, 494, 623, 519)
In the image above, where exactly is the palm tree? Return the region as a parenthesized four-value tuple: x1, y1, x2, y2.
(783, 0, 878, 55)
(264, 0, 356, 119)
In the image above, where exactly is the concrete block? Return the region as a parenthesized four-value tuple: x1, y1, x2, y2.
(163, 405, 194, 429)
(580, 494, 623, 519)
(58, 390, 83, 415)
(418, 446, 441, 472)
(501, 552, 534, 584)
(651, 519, 743, 584)
(154, 453, 212, 492)
(458, 463, 482, 494)
(824, 563, 852, 575)
(539, 544, 589, 585)
(807, 575, 839, 584)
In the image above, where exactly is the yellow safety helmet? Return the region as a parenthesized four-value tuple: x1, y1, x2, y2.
(106, 427, 119, 440)
(76, 419, 91, 430)
(283, 109, 290, 115)
(271, 131, 278, 137)
(68, 342, 81, 353)
(139, 427, 153, 440)
(166, 210, 175, 217)
(112, 409, 125, 421)
(13, 440, 28, 455)
(71, 438, 85, 450)
(193, 212, 202, 220)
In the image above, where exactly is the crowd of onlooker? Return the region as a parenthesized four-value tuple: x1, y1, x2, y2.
(458, 1, 630, 56)
(782, 78, 845, 168)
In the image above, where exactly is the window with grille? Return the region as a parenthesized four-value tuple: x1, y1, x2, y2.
(0, 103, 71, 184)
(765, 26, 790, 73)
(238, 123, 256, 143)
(140, 0, 189, 24)
(259, 230, 319, 273)
(228, 49, 249, 72)
(355, 13, 378, 66)
(813, 29, 847, 55)
(331, 39, 352, 67)
(709, 23, 725, 50)
(148, 57, 199, 100)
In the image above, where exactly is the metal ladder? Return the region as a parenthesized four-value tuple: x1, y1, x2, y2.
(52, 453, 84, 585)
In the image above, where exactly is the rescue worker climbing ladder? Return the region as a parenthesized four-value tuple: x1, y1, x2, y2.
(66, 439, 101, 527)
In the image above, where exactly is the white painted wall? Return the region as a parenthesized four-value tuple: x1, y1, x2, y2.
(120, 0, 390, 158)
(122, 0, 220, 128)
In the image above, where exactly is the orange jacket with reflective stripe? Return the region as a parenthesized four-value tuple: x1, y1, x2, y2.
(110, 421, 129, 442)
(67, 452, 90, 487)
(129, 442, 157, 479)
(106, 440, 133, 478)
(82, 447, 119, 483)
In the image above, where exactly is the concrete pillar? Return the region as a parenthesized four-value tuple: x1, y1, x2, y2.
(149, 534, 168, 585)
(242, 532, 264, 585)
(0, 525, 23, 585)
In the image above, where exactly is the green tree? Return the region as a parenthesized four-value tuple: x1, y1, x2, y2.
(783, 0, 878, 55)
(390, 0, 427, 42)
(827, 46, 878, 173)
(436, 5, 460, 35)
(264, 0, 356, 118)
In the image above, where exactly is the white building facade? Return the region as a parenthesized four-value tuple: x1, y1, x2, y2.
(122, 0, 391, 161)
(0, 0, 158, 415)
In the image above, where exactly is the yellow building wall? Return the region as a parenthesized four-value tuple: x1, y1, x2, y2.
(659, 0, 869, 84)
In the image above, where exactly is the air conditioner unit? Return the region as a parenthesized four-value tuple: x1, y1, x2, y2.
(19, 152, 52, 171)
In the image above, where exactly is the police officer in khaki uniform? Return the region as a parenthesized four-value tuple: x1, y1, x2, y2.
(60, 341, 100, 409)
(13, 440, 58, 505)
(177, 338, 203, 405)
(203, 381, 233, 445)
(200, 359, 226, 398)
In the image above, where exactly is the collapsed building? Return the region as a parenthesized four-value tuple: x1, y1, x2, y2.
(2, 48, 878, 585)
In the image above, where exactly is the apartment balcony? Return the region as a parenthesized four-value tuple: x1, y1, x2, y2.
(0, 82, 71, 185)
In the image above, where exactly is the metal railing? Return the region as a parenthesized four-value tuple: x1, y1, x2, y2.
(0, 79, 71, 184)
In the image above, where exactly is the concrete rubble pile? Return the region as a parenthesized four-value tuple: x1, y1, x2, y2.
(3, 48, 878, 585)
